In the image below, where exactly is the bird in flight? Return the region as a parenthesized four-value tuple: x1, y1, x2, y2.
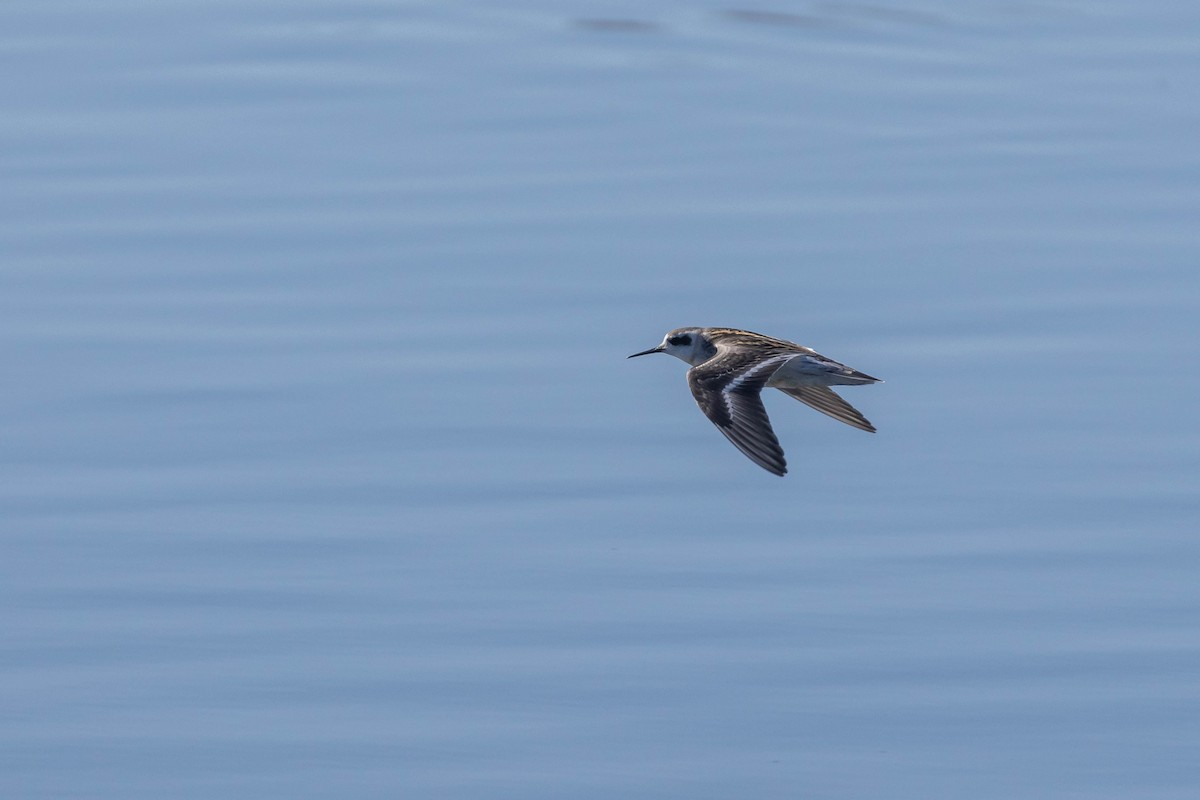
(629, 327, 881, 476)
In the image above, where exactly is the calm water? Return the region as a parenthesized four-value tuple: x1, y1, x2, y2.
(2, 1, 1198, 797)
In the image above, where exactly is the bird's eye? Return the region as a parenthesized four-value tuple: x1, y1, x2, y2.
(668, 335, 691, 346)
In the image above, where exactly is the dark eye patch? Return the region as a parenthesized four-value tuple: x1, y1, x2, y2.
(668, 335, 691, 346)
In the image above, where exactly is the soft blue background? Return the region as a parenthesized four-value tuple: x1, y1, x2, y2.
(2, 1, 1197, 797)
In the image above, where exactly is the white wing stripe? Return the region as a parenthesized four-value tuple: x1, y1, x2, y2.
(724, 355, 789, 393)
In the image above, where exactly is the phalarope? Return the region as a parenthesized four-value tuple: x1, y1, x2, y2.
(629, 327, 881, 476)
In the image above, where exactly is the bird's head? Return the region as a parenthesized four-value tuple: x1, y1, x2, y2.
(628, 327, 714, 366)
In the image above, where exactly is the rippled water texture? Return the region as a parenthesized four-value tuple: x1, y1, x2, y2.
(2, 1, 1198, 798)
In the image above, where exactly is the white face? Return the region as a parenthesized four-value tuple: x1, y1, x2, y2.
(629, 328, 710, 365)
(657, 328, 710, 365)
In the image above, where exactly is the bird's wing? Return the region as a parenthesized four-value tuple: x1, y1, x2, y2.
(776, 385, 876, 433)
(687, 352, 792, 476)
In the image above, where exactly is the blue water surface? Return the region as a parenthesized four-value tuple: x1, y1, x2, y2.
(2, 1, 1198, 797)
